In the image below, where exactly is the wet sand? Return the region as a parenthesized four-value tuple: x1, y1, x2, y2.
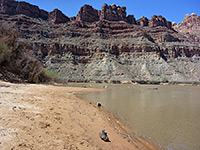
(0, 81, 159, 150)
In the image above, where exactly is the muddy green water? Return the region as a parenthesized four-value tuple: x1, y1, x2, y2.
(71, 83, 200, 150)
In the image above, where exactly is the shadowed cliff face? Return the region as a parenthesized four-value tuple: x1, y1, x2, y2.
(0, 0, 200, 82)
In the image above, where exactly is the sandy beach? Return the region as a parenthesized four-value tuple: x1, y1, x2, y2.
(0, 81, 159, 150)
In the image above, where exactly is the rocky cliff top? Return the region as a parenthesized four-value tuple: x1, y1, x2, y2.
(75, 3, 172, 29)
(0, 0, 48, 20)
(1, 0, 199, 31)
(76, 4, 99, 23)
(173, 13, 200, 42)
(0, 0, 173, 29)
(49, 9, 69, 24)
(0, 0, 199, 59)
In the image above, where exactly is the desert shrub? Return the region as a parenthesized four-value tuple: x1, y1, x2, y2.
(136, 80, 147, 84)
(111, 80, 121, 84)
(45, 69, 59, 78)
(191, 81, 199, 85)
(44, 69, 64, 83)
(0, 42, 11, 65)
(0, 29, 52, 83)
(147, 80, 160, 85)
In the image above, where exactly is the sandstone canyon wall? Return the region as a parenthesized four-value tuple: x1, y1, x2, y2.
(0, 0, 200, 82)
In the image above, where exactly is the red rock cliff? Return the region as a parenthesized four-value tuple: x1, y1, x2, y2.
(76, 4, 99, 22)
(100, 4, 127, 21)
(149, 15, 172, 29)
(0, 0, 49, 20)
(49, 9, 70, 24)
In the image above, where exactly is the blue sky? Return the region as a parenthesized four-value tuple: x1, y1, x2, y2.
(18, 0, 199, 23)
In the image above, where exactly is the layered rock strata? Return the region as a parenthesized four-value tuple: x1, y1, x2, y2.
(173, 13, 200, 43)
(136, 16, 149, 26)
(49, 9, 69, 24)
(149, 15, 172, 29)
(100, 4, 127, 21)
(0, 0, 200, 82)
(0, 0, 48, 20)
(76, 4, 99, 22)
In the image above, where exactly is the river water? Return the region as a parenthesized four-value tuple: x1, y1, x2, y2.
(73, 83, 200, 150)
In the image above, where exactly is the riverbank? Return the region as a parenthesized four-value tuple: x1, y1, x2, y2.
(0, 81, 159, 150)
(65, 80, 200, 87)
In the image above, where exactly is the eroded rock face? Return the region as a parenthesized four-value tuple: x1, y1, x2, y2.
(172, 22, 177, 26)
(70, 16, 76, 21)
(173, 13, 200, 43)
(149, 15, 172, 29)
(76, 3, 137, 24)
(76, 4, 99, 22)
(1, 0, 200, 82)
(0, 0, 48, 20)
(174, 13, 200, 33)
(100, 4, 127, 21)
(126, 15, 136, 24)
(49, 9, 69, 24)
(136, 16, 149, 26)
